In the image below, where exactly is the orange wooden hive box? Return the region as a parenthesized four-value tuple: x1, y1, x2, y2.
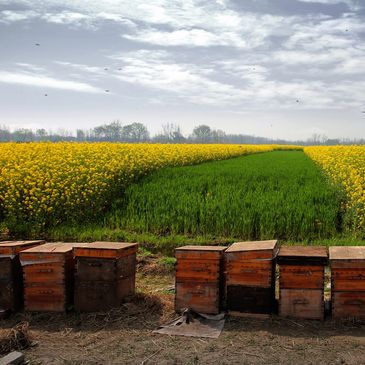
(225, 240, 278, 316)
(329, 246, 365, 319)
(277, 246, 327, 320)
(73, 242, 138, 312)
(19, 242, 76, 312)
(175, 245, 227, 314)
(0, 240, 44, 312)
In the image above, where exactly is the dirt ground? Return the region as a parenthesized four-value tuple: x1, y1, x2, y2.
(1, 257, 365, 365)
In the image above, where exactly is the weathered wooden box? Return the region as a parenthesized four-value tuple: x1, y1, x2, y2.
(278, 246, 327, 320)
(225, 240, 278, 315)
(175, 246, 227, 314)
(0, 240, 44, 311)
(20, 242, 75, 312)
(73, 242, 138, 312)
(330, 246, 365, 319)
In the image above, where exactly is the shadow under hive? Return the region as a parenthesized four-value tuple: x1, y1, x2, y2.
(175, 246, 227, 315)
(20, 242, 75, 312)
(225, 240, 278, 316)
(330, 246, 365, 319)
(73, 242, 138, 312)
(278, 246, 327, 320)
(0, 240, 44, 312)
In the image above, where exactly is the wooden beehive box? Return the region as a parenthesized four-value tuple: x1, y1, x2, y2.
(329, 246, 365, 319)
(0, 240, 44, 311)
(225, 240, 278, 316)
(278, 246, 327, 320)
(19, 242, 75, 312)
(175, 245, 227, 314)
(73, 242, 138, 312)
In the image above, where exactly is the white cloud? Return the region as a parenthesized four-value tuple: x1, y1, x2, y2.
(54, 61, 104, 74)
(124, 28, 247, 48)
(108, 49, 362, 109)
(0, 0, 364, 113)
(109, 50, 252, 105)
(15, 63, 47, 73)
(41, 11, 90, 25)
(0, 10, 37, 23)
(297, 0, 361, 11)
(0, 1, 293, 49)
(0, 71, 104, 93)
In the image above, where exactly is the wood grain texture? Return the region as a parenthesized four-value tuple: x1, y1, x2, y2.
(175, 246, 226, 314)
(74, 247, 137, 312)
(176, 259, 220, 282)
(0, 240, 45, 256)
(279, 289, 324, 320)
(332, 291, 365, 319)
(331, 268, 365, 291)
(225, 260, 273, 287)
(0, 242, 44, 311)
(23, 263, 65, 284)
(21, 246, 75, 312)
(175, 246, 227, 260)
(73, 242, 137, 259)
(329, 246, 365, 261)
(21, 242, 75, 254)
(277, 246, 328, 266)
(279, 265, 324, 289)
(225, 240, 278, 253)
(175, 282, 220, 314)
(76, 255, 136, 282)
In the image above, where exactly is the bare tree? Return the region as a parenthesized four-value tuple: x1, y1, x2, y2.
(158, 123, 185, 143)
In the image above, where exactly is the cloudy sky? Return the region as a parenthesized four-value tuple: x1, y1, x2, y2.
(0, 0, 365, 140)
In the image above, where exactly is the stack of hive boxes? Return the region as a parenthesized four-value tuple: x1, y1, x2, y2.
(73, 242, 138, 312)
(278, 246, 327, 320)
(225, 240, 278, 316)
(330, 246, 365, 319)
(0, 240, 44, 313)
(175, 246, 227, 314)
(20, 242, 75, 312)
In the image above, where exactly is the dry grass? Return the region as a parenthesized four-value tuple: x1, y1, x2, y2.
(0, 321, 33, 354)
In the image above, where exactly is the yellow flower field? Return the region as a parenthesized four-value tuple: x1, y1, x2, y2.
(305, 146, 365, 230)
(0, 142, 281, 231)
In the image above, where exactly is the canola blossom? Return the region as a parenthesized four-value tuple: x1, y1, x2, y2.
(305, 146, 365, 231)
(0, 142, 285, 232)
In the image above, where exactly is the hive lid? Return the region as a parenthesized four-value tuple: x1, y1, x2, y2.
(278, 246, 327, 265)
(90, 242, 137, 250)
(0, 240, 45, 255)
(175, 245, 227, 252)
(73, 241, 138, 258)
(20, 242, 75, 254)
(329, 246, 365, 261)
(225, 240, 278, 253)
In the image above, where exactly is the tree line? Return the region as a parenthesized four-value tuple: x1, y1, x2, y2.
(0, 121, 363, 145)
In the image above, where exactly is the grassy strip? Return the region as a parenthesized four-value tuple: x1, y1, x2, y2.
(49, 225, 365, 256)
(105, 151, 343, 241)
(48, 151, 347, 253)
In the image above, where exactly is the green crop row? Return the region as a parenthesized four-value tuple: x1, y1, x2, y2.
(105, 151, 343, 241)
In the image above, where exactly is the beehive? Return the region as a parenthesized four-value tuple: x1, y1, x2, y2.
(225, 240, 278, 316)
(73, 242, 138, 312)
(278, 246, 327, 320)
(20, 242, 75, 312)
(329, 246, 365, 319)
(0, 240, 44, 311)
(175, 246, 227, 314)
